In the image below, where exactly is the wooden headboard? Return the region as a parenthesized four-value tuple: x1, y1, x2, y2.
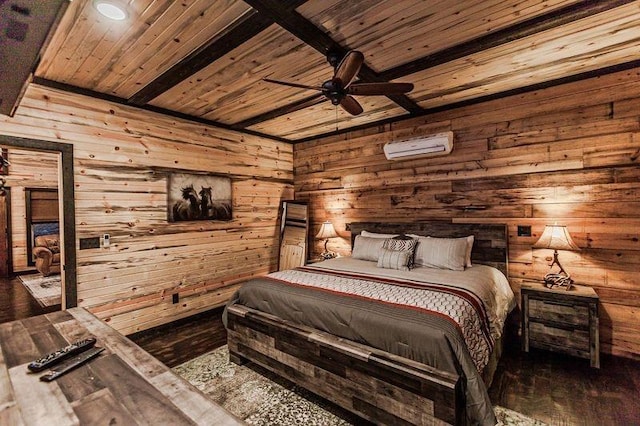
(349, 221, 508, 276)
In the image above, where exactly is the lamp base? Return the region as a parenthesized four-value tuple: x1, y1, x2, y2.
(320, 251, 337, 260)
(543, 249, 573, 290)
(543, 273, 573, 290)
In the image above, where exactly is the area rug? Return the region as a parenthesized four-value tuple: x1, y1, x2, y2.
(173, 345, 547, 426)
(17, 273, 61, 307)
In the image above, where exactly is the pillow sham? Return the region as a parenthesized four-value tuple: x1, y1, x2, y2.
(351, 235, 385, 262)
(464, 235, 474, 267)
(360, 230, 400, 239)
(377, 247, 413, 271)
(413, 236, 468, 271)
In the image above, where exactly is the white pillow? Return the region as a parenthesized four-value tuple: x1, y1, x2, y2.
(351, 235, 385, 262)
(417, 235, 473, 267)
(360, 230, 400, 239)
(464, 235, 474, 267)
(414, 236, 468, 271)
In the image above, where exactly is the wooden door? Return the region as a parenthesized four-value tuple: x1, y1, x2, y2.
(0, 189, 11, 277)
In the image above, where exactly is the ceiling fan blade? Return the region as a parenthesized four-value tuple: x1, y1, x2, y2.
(339, 95, 363, 116)
(348, 82, 414, 96)
(262, 78, 322, 91)
(334, 51, 364, 87)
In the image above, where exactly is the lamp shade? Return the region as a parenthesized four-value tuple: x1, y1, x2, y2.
(533, 225, 580, 251)
(315, 221, 338, 239)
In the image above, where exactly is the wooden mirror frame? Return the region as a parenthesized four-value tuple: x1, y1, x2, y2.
(277, 200, 309, 270)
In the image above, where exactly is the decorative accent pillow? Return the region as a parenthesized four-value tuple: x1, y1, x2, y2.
(351, 235, 386, 262)
(383, 236, 416, 250)
(377, 247, 414, 271)
(413, 236, 468, 271)
(382, 236, 418, 268)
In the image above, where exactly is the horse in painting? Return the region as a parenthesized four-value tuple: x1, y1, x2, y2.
(199, 186, 232, 220)
(172, 185, 201, 221)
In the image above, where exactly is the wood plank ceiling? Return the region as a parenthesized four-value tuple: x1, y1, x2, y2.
(34, 0, 640, 143)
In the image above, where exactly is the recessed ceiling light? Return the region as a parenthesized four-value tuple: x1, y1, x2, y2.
(94, 0, 128, 21)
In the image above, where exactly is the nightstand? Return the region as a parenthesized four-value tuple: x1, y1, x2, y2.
(521, 281, 600, 368)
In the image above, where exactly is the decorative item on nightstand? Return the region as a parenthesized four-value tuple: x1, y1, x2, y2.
(316, 221, 338, 260)
(533, 224, 580, 290)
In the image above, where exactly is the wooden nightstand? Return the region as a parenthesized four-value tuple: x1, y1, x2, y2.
(521, 281, 600, 368)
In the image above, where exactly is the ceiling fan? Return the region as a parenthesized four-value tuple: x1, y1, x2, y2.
(263, 50, 414, 116)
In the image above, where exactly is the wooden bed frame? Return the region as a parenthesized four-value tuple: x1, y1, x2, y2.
(227, 221, 508, 425)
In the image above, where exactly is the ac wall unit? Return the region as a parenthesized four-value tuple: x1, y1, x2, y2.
(383, 131, 453, 161)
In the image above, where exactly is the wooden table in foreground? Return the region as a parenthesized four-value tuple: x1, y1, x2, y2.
(0, 307, 242, 425)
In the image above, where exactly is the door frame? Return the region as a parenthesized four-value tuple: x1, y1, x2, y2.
(0, 188, 12, 277)
(0, 135, 77, 308)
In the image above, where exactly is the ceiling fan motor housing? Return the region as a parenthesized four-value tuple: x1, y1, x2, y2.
(322, 79, 345, 105)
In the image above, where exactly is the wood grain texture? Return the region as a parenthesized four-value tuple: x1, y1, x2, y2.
(26, 0, 640, 140)
(294, 66, 640, 358)
(521, 282, 600, 367)
(0, 84, 293, 334)
(298, 0, 579, 73)
(122, 300, 640, 426)
(227, 304, 463, 425)
(37, 0, 252, 99)
(0, 308, 242, 425)
(2, 149, 59, 272)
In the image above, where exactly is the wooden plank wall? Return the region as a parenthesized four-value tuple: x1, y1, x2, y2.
(3, 149, 59, 272)
(0, 84, 293, 334)
(294, 67, 640, 359)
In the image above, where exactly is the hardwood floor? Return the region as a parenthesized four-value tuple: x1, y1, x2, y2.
(128, 307, 228, 368)
(132, 309, 640, 426)
(489, 341, 640, 425)
(0, 275, 60, 324)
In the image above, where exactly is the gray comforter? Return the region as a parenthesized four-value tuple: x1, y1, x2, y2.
(224, 265, 501, 425)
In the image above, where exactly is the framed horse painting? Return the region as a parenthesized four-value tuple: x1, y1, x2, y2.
(167, 173, 232, 222)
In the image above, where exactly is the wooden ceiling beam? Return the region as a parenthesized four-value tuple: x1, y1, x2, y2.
(127, 9, 271, 106)
(127, 1, 309, 107)
(242, 0, 424, 116)
(381, 0, 634, 80)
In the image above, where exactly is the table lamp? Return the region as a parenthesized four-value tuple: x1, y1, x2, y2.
(533, 224, 580, 290)
(316, 221, 338, 260)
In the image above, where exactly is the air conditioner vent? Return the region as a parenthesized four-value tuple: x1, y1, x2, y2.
(383, 131, 453, 161)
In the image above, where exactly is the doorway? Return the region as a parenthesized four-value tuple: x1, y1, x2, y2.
(0, 135, 77, 312)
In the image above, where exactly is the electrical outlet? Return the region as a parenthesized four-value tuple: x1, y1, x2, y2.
(517, 225, 532, 237)
(102, 234, 110, 248)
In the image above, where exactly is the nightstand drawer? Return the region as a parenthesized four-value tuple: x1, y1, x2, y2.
(529, 322, 590, 354)
(529, 298, 589, 327)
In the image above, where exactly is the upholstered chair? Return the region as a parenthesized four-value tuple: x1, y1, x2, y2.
(33, 234, 61, 277)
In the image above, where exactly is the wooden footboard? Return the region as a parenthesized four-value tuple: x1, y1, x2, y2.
(226, 304, 466, 426)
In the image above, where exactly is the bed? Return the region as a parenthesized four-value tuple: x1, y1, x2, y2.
(223, 222, 515, 425)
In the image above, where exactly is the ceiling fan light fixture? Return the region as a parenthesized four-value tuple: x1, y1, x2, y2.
(94, 0, 128, 21)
